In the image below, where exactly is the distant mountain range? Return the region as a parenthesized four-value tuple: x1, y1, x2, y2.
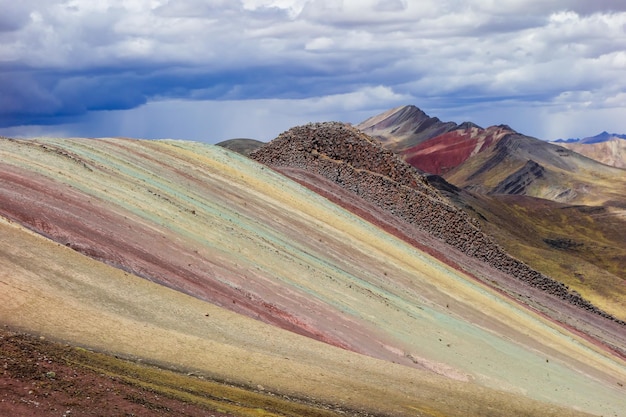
(554, 131, 626, 144)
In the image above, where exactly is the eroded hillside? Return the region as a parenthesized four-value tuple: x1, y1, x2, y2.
(1, 135, 626, 416)
(251, 122, 623, 325)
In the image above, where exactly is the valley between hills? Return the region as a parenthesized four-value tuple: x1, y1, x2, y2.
(1, 106, 625, 416)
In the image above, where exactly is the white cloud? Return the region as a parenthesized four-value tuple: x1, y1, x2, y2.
(305, 36, 334, 50)
(242, 0, 308, 17)
(1, 0, 625, 140)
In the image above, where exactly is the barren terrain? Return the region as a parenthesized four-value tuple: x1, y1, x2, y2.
(1, 135, 625, 416)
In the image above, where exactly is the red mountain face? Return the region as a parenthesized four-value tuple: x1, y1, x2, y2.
(402, 125, 515, 175)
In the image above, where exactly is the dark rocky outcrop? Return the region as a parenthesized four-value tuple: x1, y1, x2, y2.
(491, 160, 545, 195)
(251, 122, 624, 325)
(544, 237, 584, 250)
(216, 138, 265, 156)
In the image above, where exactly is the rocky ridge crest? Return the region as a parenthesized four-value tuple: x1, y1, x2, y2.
(251, 122, 623, 324)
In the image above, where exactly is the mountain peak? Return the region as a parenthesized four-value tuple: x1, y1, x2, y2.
(496, 124, 517, 133)
(357, 105, 458, 150)
(358, 105, 429, 131)
(581, 131, 626, 144)
(457, 121, 483, 130)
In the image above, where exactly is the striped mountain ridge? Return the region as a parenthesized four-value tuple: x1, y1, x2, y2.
(400, 124, 515, 176)
(2, 133, 626, 416)
(250, 122, 623, 325)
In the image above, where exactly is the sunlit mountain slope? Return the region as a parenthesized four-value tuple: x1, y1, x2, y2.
(443, 133, 626, 206)
(556, 137, 626, 169)
(1, 136, 625, 416)
(357, 106, 626, 324)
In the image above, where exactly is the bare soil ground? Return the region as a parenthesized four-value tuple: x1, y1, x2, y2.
(0, 327, 230, 417)
(0, 327, 359, 417)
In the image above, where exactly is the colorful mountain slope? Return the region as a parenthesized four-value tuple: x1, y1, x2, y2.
(401, 124, 514, 175)
(356, 106, 626, 327)
(2, 135, 626, 416)
(443, 133, 626, 205)
(0, 216, 610, 417)
(358, 106, 626, 206)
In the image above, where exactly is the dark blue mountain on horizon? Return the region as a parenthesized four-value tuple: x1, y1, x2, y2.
(554, 131, 626, 144)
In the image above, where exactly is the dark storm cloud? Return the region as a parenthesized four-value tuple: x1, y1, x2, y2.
(0, 0, 625, 141)
(0, 0, 35, 32)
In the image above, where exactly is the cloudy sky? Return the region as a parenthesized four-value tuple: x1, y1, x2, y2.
(1, 0, 625, 143)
